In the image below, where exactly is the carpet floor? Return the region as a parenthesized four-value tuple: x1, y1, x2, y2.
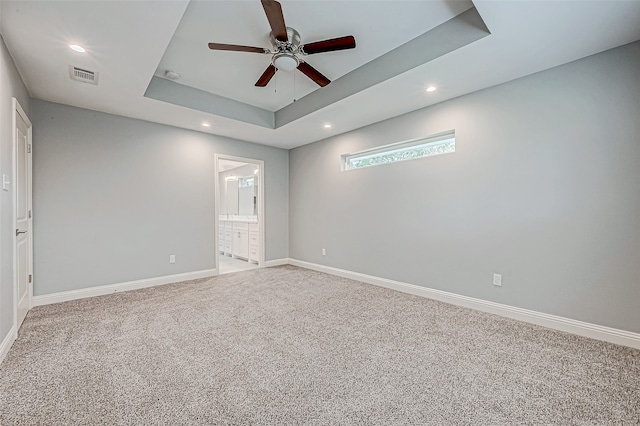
(0, 266, 638, 425)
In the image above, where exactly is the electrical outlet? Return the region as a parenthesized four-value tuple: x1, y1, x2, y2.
(493, 273, 502, 287)
(322, 248, 326, 256)
(169, 255, 176, 264)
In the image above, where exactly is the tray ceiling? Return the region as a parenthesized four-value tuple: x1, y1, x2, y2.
(1, 1, 639, 149)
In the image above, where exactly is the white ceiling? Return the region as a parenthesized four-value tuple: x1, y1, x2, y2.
(219, 159, 252, 172)
(157, 0, 472, 111)
(1, 1, 640, 150)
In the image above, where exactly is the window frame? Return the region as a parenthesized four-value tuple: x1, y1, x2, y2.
(341, 130, 455, 171)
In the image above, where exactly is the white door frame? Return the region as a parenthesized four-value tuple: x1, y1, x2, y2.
(12, 98, 33, 330)
(214, 154, 265, 274)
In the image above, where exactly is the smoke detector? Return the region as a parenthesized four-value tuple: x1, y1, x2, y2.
(165, 70, 180, 80)
(69, 65, 98, 85)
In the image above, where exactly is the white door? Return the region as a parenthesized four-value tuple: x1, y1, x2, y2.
(15, 103, 32, 329)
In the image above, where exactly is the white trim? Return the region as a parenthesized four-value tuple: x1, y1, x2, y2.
(288, 259, 640, 350)
(214, 154, 265, 273)
(262, 258, 290, 267)
(32, 269, 217, 306)
(0, 326, 17, 366)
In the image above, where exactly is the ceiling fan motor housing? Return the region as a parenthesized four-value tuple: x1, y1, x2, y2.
(270, 27, 302, 72)
(271, 27, 302, 51)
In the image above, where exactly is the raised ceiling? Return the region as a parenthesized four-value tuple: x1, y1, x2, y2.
(1, 1, 640, 149)
(156, 0, 473, 112)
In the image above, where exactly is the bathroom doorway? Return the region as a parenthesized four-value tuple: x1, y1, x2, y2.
(214, 155, 264, 275)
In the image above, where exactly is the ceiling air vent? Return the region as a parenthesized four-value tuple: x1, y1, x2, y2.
(69, 65, 98, 85)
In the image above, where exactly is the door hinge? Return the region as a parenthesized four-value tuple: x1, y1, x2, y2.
(27, 144, 31, 154)
(28, 210, 32, 218)
(28, 274, 32, 283)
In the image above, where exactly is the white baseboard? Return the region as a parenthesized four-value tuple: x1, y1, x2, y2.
(263, 258, 290, 267)
(288, 259, 640, 350)
(32, 269, 217, 306)
(0, 326, 17, 366)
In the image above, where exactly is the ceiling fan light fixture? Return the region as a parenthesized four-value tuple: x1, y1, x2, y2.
(273, 52, 299, 72)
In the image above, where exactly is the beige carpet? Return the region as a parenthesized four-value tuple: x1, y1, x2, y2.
(0, 265, 638, 424)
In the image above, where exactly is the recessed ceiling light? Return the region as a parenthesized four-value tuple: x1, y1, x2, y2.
(69, 44, 85, 53)
(324, 124, 332, 128)
(426, 86, 437, 92)
(202, 123, 211, 127)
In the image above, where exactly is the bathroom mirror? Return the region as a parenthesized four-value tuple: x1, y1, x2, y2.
(238, 176, 256, 215)
(219, 162, 258, 217)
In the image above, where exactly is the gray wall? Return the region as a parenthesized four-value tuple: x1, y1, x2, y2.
(289, 41, 640, 333)
(0, 34, 30, 341)
(32, 100, 288, 295)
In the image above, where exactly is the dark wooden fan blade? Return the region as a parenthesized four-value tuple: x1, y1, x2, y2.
(255, 64, 277, 87)
(208, 43, 267, 54)
(297, 62, 330, 87)
(261, 0, 288, 42)
(301, 36, 356, 55)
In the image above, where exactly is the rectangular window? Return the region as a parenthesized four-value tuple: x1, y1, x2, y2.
(341, 130, 455, 171)
(239, 177, 254, 188)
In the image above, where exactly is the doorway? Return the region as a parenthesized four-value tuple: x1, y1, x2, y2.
(13, 98, 33, 330)
(214, 155, 264, 275)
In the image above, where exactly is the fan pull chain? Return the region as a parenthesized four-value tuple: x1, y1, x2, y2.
(274, 70, 277, 94)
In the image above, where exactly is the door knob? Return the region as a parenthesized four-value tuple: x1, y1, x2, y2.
(16, 229, 27, 236)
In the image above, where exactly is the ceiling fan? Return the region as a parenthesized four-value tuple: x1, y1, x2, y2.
(208, 0, 356, 88)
